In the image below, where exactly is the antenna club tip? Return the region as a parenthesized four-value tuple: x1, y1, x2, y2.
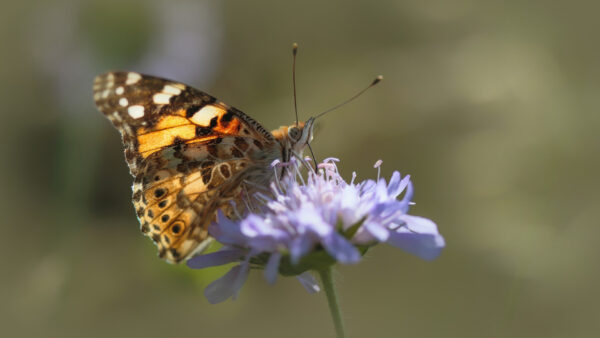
(372, 75, 383, 85)
(292, 42, 298, 54)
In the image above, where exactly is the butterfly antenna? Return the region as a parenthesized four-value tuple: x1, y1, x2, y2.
(314, 75, 383, 119)
(292, 43, 299, 126)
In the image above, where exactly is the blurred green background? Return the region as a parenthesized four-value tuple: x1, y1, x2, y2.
(2, 0, 599, 337)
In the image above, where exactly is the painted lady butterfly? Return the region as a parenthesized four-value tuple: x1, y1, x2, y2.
(93, 72, 315, 263)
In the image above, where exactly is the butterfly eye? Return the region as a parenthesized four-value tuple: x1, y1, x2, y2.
(288, 127, 301, 141)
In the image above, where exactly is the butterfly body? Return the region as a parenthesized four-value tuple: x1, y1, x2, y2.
(93, 72, 314, 263)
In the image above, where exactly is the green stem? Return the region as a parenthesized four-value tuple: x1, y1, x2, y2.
(318, 267, 346, 338)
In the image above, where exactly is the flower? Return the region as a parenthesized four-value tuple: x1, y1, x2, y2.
(187, 158, 445, 304)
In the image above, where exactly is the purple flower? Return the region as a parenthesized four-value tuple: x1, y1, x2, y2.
(187, 158, 444, 304)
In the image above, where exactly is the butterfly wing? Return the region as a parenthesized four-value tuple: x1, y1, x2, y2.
(94, 72, 282, 263)
(93, 72, 276, 174)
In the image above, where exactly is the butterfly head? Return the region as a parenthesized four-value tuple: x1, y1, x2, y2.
(273, 117, 315, 157)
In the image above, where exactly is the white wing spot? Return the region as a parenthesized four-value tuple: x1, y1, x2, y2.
(112, 112, 123, 122)
(102, 89, 110, 98)
(122, 123, 134, 137)
(115, 86, 124, 95)
(119, 98, 129, 107)
(190, 105, 225, 126)
(125, 72, 142, 85)
(128, 105, 145, 119)
(172, 83, 186, 91)
(163, 84, 182, 96)
(106, 73, 115, 88)
(153, 93, 172, 104)
(132, 182, 143, 193)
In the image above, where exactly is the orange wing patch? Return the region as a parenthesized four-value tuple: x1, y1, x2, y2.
(138, 126, 196, 157)
(136, 104, 243, 158)
(214, 117, 241, 134)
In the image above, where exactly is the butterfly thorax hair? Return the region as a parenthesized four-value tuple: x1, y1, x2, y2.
(271, 117, 315, 162)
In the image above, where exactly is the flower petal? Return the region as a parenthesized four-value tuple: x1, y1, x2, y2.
(296, 272, 321, 293)
(297, 206, 331, 237)
(208, 210, 246, 245)
(240, 214, 268, 237)
(290, 235, 314, 264)
(186, 249, 246, 269)
(322, 157, 340, 163)
(388, 172, 411, 198)
(386, 171, 401, 195)
(363, 222, 390, 242)
(399, 181, 414, 213)
(387, 216, 445, 260)
(264, 252, 282, 284)
(204, 264, 250, 304)
(400, 214, 440, 234)
(322, 233, 361, 264)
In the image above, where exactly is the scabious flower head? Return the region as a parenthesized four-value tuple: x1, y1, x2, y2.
(187, 157, 445, 304)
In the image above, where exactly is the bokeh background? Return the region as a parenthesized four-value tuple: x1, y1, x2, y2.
(2, 0, 599, 337)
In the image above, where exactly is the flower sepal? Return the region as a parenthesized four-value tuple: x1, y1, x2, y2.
(341, 217, 369, 241)
(253, 245, 370, 277)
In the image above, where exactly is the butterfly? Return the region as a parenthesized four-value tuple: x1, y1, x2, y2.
(93, 72, 315, 263)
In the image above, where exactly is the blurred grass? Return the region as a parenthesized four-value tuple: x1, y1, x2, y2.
(1, 0, 599, 337)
